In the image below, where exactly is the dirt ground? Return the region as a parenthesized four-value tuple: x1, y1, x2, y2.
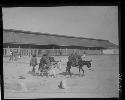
(3, 55, 119, 98)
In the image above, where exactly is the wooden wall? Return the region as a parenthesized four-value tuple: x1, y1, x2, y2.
(3, 46, 102, 57)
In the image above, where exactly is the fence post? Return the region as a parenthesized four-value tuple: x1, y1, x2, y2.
(21, 48, 23, 57)
(22, 48, 23, 57)
(18, 46, 20, 54)
(66, 48, 67, 56)
(24, 48, 25, 56)
(52, 48, 54, 56)
(28, 48, 30, 57)
(7, 46, 10, 56)
(36, 49, 37, 57)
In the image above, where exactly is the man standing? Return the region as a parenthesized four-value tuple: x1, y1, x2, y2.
(9, 50, 13, 61)
(30, 54, 38, 73)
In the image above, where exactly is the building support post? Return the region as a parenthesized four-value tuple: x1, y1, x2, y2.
(7, 46, 10, 56)
(66, 48, 67, 56)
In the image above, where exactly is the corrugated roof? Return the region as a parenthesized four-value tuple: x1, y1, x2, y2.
(3, 29, 118, 49)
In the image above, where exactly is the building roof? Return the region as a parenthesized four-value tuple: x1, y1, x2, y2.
(3, 29, 118, 49)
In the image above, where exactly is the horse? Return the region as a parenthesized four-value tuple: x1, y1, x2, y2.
(66, 59, 92, 77)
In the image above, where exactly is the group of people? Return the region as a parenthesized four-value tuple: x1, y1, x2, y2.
(30, 53, 52, 73)
(9, 50, 21, 61)
(29, 52, 86, 75)
(30, 53, 62, 78)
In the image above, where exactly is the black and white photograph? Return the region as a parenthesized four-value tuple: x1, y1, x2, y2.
(2, 6, 119, 99)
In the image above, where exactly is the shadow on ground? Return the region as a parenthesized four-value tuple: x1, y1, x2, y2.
(58, 71, 80, 77)
(27, 71, 49, 77)
(27, 71, 40, 76)
(27, 70, 82, 78)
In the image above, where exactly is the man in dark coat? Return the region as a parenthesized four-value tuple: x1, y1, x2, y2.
(39, 54, 51, 71)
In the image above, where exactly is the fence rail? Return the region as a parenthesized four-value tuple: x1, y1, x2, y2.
(3, 47, 102, 57)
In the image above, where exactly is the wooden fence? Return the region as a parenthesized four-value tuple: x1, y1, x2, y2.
(3, 47, 102, 57)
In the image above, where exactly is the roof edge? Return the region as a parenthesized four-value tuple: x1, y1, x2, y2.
(3, 28, 111, 42)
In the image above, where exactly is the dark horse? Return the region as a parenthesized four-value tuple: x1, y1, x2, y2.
(66, 59, 92, 77)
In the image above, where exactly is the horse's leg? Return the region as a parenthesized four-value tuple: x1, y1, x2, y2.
(79, 66, 81, 73)
(78, 66, 81, 77)
(68, 69, 71, 77)
(80, 67, 85, 77)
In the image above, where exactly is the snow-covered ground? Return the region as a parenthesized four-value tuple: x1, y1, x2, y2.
(3, 55, 119, 98)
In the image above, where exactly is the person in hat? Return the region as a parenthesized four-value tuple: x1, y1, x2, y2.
(30, 54, 38, 73)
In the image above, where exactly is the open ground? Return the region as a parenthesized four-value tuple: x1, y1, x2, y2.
(3, 55, 119, 98)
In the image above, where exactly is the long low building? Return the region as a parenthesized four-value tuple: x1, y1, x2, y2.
(3, 29, 118, 56)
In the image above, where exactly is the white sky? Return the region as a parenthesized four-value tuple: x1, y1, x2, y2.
(2, 6, 118, 45)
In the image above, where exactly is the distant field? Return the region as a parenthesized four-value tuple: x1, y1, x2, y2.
(3, 55, 119, 98)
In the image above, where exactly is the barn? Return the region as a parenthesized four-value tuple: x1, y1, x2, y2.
(3, 29, 118, 57)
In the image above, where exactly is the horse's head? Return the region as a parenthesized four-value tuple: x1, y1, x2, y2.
(86, 60, 92, 68)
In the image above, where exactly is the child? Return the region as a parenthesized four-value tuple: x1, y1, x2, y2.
(30, 54, 38, 73)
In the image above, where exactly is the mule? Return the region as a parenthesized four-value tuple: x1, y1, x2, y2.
(66, 59, 92, 77)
